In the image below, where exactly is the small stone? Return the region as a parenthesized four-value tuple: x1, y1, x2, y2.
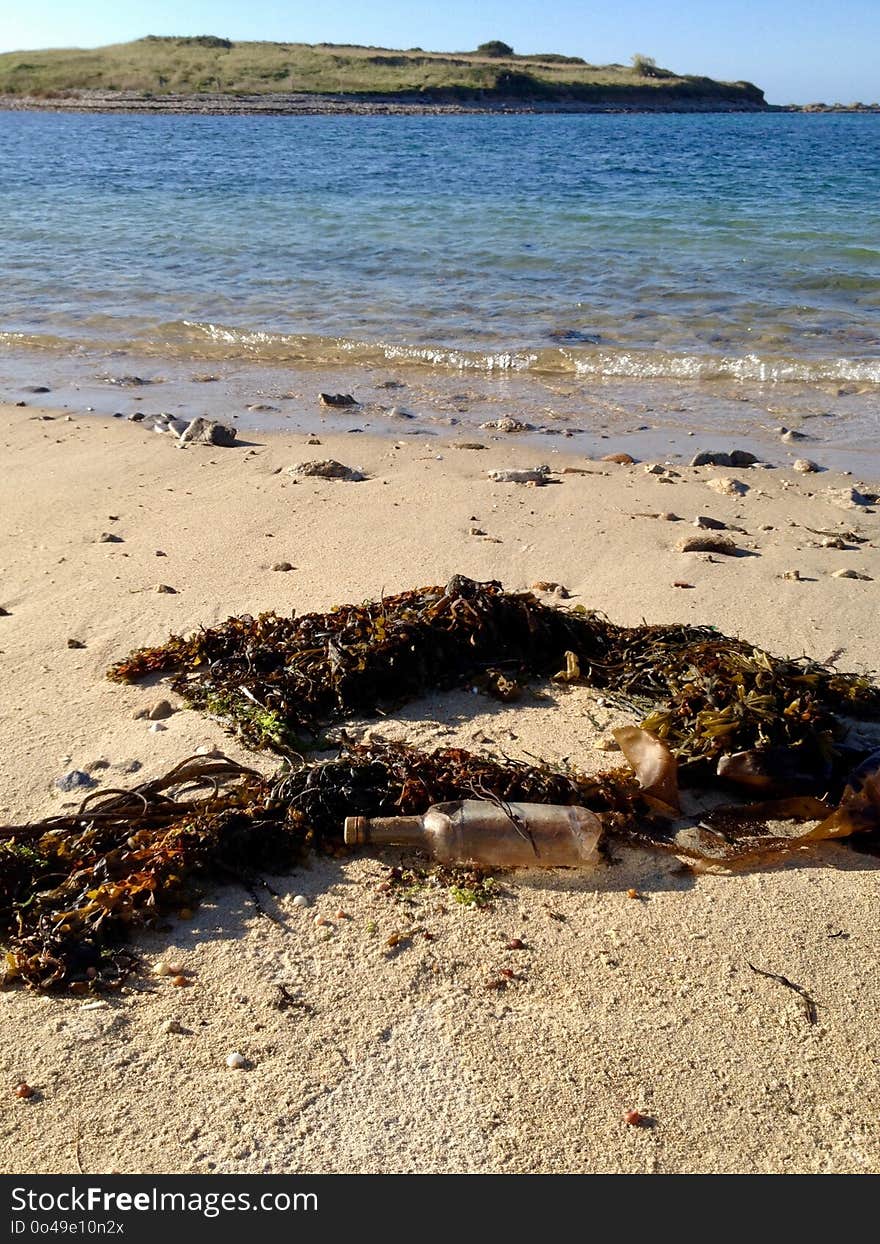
(0, 607, 10, 616)
(128, 412, 145, 422)
(147, 700, 175, 720)
(288, 460, 365, 481)
(67, 638, 86, 649)
(832, 569, 872, 580)
(677, 535, 740, 556)
(292, 895, 309, 908)
(693, 516, 728, 530)
(14, 1083, 35, 1099)
(319, 393, 357, 407)
(780, 428, 808, 442)
(156, 584, 178, 594)
(313, 915, 331, 927)
(306, 435, 322, 445)
(171, 974, 189, 987)
(149, 721, 167, 732)
(486, 466, 551, 485)
(643, 463, 665, 475)
(480, 417, 533, 433)
(225, 1051, 247, 1069)
(782, 570, 802, 581)
(98, 532, 123, 543)
(272, 562, 294, 572)
(469, 527, 486, 536)
(690, 450, 758, 468)
(153, 961, 171, 977)
(506, 938, 526, 950)
(707, 477, 749, 497)
(793, 459, 819, 474)
(179, 417, 237, 447)
(55, 770, 97, 794)
(161, 1019, 183, 1035)
(601, 452, 635, 465)
(624, 1109, 646, 1127)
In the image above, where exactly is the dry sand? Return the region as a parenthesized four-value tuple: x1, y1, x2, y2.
(1, 402, 879, 1174)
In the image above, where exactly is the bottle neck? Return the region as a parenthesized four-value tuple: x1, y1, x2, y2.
(344, 814, 426, 848)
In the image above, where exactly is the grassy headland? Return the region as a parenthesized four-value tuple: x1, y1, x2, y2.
(0, 35, 767, 111)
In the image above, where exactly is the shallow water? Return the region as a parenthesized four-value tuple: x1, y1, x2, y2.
(1, 110, 878, 470)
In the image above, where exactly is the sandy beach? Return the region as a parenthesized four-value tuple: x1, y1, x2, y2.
(1, 400, 879, 1175)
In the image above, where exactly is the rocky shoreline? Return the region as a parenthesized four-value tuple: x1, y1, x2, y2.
(0, 90, 773, 116)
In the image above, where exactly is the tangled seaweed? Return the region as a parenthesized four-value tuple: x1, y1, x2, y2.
(4, 577, 880, 992)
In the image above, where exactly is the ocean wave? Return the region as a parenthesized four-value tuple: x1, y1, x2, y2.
(3, 321, 880, 386)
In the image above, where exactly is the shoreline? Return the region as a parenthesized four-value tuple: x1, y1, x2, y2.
(1, 91, 775, 117)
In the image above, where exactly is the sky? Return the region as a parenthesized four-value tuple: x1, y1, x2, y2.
(1, 1, 877, 105)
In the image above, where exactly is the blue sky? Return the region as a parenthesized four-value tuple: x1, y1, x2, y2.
(1, 1, 877, 105)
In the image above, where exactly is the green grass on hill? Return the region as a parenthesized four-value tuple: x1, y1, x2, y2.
(0, 36, 766, 105)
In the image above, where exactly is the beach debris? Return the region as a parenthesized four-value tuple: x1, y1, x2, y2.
(831, 569, 872, 580)
(387, 406, 415, 419)
(693, 516, 727, 530)
(179, 417, 237, 447)
(779, 428, 808, 442)
(98, 532, 123, 544)
(272, 562, 294, 572)
(480, 417, 534, 432)
(4, 579, 880, 993)
(690, 450, 759, 468)
(127, 412, 145, 422)
(624, 1109, 647, 1127)
(67, 639, 86, 650)
(793, 459, 820, 474)
(225, 1052, 247, 1069)
(602, 453, 635, 465)
(147, 700, 176, 721)
(747, 962, 818, 1024)
(706, 477, 749, 497)
(149, 722, 167, 733)
(287, 460, 365, 481)
(781, 570, 802, 581)
(292, 895, 309, 908)
(156, 584, 178, 594)
(455, 442, 487, 450)
(487, 466, 551, 485)
(470, 526, 486, 536)
(161, 1019, 183, 1034)
(531, 581, 570, 598)
(673, 581, 695, 589)
(676, 535, 741, 556)
(0, 607, 10, 617)
(306, 435, 322, 445)
(55, 770, 98, 794)
(319, 393, 357, 407)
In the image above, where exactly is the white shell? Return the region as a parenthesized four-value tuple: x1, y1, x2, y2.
(292, 895, 309, 908)
(226, 1051, 246, 1069)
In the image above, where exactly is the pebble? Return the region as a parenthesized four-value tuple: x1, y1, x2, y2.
(782, 570, 802, 581)
(306, 435, 322, 445)
(179, 417, 237, 447)
(148, 721, 167, 732)
(624, 1109, 646, 1127)
(601, 452, 635, 465)
(690, 449, 759, 468)
(793, 459, 819, 474)
(153, 961, 171, 977)
(161, 1019, 183, 1035)
(147, 700, 175, 720)
(480, 417, 533, 433)
(486, 466, 551, 485)
(707, 477, 749, 496)
(225, 1052, 247, 1069)
(643, 463, 665, 475)
(98, 532, 123, 543)
(66, 638, 86, 649)
(55, 770, 97, 793)
(272, 562, 294, 572)
(288, 460, 365, 481)
(832, 569, 872, 580)
(506, 938, 526, 950)
(779, 428, 808, 442)
(292, 895, 309, 908)
(677, 535, 740, 555)
(156, 584, 178, 594)
(14, 1083, 35, 1100)
(693, 516, 727, 530)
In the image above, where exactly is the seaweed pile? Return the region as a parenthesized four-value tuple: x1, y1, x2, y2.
(3, 576, 880, 992)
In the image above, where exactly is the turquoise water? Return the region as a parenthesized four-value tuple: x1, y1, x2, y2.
(1, 111, 879, 383)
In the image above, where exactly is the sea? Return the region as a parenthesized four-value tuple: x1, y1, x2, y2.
(1, 110, 878, 470)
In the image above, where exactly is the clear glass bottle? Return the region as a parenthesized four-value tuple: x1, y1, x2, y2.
(344, 800, 602, 868)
